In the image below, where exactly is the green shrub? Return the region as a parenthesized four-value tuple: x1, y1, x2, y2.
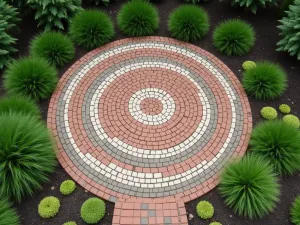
(283, 115, 300, 128)
(0, 95, 40, 117)
(27, 0, 82, 31)
(291, 196, 300, 225)
(242, 61, 256, 71)
(196, 201, 214, 219)
(250, 120, 300, 175)
(168, 5, 209, 42)
(60, 180, 76, 195)
(279, 104, 291, 114)
(38, 196, 60, 218)
(63, 222, 77, 225)
(117, 0, 159, 37)
(242, 61, 287, 100)
(4, 57, 58, 101)
(6, 0, 27, 9)
(30, 32, 75, 68)
(69, 10, 114, 50)
(277, 0, 300, 59)
(219, 154, 280, 219)
(231, 0, 277, 14)
(260, 106, 277, 120)
(0, 199, 19, 225)
(278, 0, 294, 17)
(81, 198, 105, 224)
(209, 222, 222, 225)
(213, 19, 255, 56)
(0, 113, 56, 202)
(0, 0, 19, 29)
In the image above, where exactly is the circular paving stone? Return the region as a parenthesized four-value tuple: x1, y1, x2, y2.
(47, 37, 252, 201)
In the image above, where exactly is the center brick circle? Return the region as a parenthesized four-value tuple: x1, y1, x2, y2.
(47, 37, 252, 202)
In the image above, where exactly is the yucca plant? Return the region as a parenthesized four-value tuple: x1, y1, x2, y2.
(277, 0, 300, 59)
(0, 199, 19, 225)
(27, 0, 82, 31)
(232, 0, 277, 14)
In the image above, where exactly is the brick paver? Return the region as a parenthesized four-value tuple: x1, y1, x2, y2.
(47, 37, 252, 224)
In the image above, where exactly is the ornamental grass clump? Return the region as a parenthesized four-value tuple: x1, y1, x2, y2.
(117, 0, 159, 37)
(81, 198, 105, 224)
(0, 199, 19, 225)
(0, 113, 56, 202)
(38, 196, 60, 218)
(69, 10, 114, 50)
(30, 32, 75, 68)
(242, 61, 287, 100)
(291, 196, 300, 225)
(250, 120, 300, 175)
(4, 57, 58, 101)
(219, 154, 280, 219)
(168, 5, 209, 42)
(196, 201, 214, 219)
(213, 19, 255, 56)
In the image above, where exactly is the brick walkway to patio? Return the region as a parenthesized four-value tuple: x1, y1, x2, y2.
(47, 37, 252, 225)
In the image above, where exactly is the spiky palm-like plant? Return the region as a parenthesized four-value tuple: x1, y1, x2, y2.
(0, 199, 19, 225)
(277, 0, 300, 59)
(27, 0, 82, 31)
(232, 0, 277, 14)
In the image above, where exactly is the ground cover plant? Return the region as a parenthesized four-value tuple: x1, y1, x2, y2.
(69, 9, 114, 50)
(196, 201, 214, 219)
(81, 198, 105, 224)
(283, 114, 300, 128)
(168, 5, 209, 42)
(117, 0, 159, 37)
(0, 199, 19, 225)
(0, 113, 56, 202)
(279, 104, 291, 113)
(260, 106, 277, 120)
(38, 196, 60, 218)
(60, 180, 76, 195)
(213, 19, 255, 56)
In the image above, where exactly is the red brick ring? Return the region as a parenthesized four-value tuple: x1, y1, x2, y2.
(47, 37, 252, 225)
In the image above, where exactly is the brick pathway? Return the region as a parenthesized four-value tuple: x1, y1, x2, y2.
(47, 37, 252, 225)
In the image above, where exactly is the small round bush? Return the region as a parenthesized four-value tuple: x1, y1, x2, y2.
(213, 19, 255, 56)
(0, 113, 56, 202)
(69, 10, 114, 50)
(250, 120, 300, 175)
(60, 180, 76, 195)
(117, 0, 159, 37)
(279, 104, 291, 114)
(4, 57, 58, 101)
(168, 5, 209, 42)
(196, 201, 214, 219)
(260, 106, 277, 120)
(242, 61, 256, 71)
(0, 199, 19, 225)
(30, 32, 75, 67)
(0, 95, 40, 117)
(63, 222, 77, 225)
(219, 154, 280, 219)
(81, 198, 105, 224)
(291, 196, 300, 225)
(38, 196, 60, 219)
(242, 61, 287, 100)
(283, 115, 300, 129)
(210, 222, 222, 225)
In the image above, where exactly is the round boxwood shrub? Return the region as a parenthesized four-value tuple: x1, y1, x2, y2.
(196, 201, 214, 219)
(117, 0, 159, 37)
(242, 61, 287, 100)
(4, 57, 58, 101)
(260, 106, 277, 120)
(168, 5, 209, 42)
(210, 222, 222, 225)
(63, 222, 77, 225)
(213, 19, 255, 56)
(279, 104, 291, 114)
(219, 154, 280, 219)
(242, 61, 256, 71)
(0, 199, 19, 225)
(69, 10, 114, 50)
(30, 32, 75, 68)
(291, 196, 300, 225)
(250, 120, 300, 175)
(283, 115, 300, 128)
(60, 180, 76, 195)
(81, 198, 105, 224)
(38, 196, 60, 219)
(0, 113, 56, 202)
(0, 95, 40, 118)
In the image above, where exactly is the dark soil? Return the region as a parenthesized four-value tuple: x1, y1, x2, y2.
(10, 0, 300, 224)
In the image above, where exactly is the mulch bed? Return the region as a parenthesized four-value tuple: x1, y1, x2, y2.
(8, 0, 300, 224)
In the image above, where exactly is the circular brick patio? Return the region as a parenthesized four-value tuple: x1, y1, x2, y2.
(47, 37, 252, 224)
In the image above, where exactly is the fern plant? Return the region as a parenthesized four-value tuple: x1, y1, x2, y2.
(27, 0, 82, 31)
(0, 0, 19, 29)
(232, 0, 277, 14)
(0, 21, 17, 69)
(277, 0, 300, 59)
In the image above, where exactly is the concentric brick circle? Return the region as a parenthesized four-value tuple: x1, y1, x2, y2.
(47, 37, 252, 202)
